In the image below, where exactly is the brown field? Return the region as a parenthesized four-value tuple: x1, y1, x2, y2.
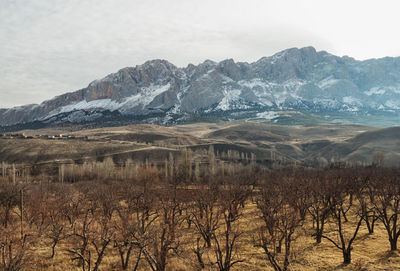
(1, 165, 400, 271)
(25, 200, 400, 271)
(1, 122, 400, 271)
(1, 122, 399, 168)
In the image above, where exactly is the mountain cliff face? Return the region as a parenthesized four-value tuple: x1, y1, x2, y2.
(2, 46, 400, 127)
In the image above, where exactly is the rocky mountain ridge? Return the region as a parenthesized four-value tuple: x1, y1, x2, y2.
(2, 46, 400, 127)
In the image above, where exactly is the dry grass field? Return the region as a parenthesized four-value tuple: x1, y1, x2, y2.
(1, 122, 400, 271)
(3, 121, 399, 168)
(20, 191, 400, 271)
(1, 166, 400, 271)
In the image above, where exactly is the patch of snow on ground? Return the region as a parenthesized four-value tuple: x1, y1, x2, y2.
(317, 76, 340, 89)
(365, 86, 400, 95)
(283, 78, 305, 89)
(199, 69, 215, 80)
(256, 111, 278, 120)
(50, 99, 122, 117)
(220, 74, 234, 83)
(342, 96, 362, 112)
(163, 85, 190, 124)
(238, 78, 275, 89)
(385, 100, 400, 110)
(174, 70, 187, 80)
(239, 78, 305, 107)
(272, 79, 304, 105)
(130, 83, 170, 107)
(216, 88, 243, 110)
(313, 98, 340, 107)
(343, 96, 362, 105)
(270, 51, 287, 64)
(118, 83, 172, 111)
(238, 79, 275, 106)
(273, 90, 289, 106)
(365, 87, 386, 96)
(172, 85, 190, 114)
(48, 83, 171, 117)
(346, 106, 359, 112)
(384, 86, 400, 94)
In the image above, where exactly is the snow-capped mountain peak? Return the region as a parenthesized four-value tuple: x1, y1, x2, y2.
(1, 46, 400, 127)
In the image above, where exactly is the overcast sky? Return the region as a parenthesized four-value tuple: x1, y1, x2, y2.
(1, 0, 400, 108)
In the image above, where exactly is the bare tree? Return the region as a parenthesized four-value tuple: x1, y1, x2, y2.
(211, 184, 248, 271)
(188, 182, 220, 269)
(142, 186, 185, 271)
(190, 183, 220, 248)
(0, 184, 20, 228)
(306, 174, 332, 243)
(255, 178, 301, 271)
(45, 185, 70, 258)
(356, 172, 378, 235)
(370, 169, 400, 250)
(320, 177, 363, 265)
(113, 182, 158, 270)
(0, 184, 33, 271)
(0, 224, 29, 271)
(66, 184, 116, 271)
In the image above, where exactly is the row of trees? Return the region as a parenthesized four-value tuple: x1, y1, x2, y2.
(0, 145, 259, 184)
(0, 166, 400, 270)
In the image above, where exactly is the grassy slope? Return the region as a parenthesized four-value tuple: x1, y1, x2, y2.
(2, 122, 400, 167)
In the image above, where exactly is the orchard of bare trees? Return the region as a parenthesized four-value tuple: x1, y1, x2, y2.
(0, 159, 400, 270)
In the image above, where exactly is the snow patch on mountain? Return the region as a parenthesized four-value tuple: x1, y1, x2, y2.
(365, 87, 386, 96)
(238, 78, 272, 89)
(273, 82, 303, 106)
(256, 111, 278, 120)
(343, 96, 362, 105)
(317, 76, 340, 89)
(238, 79, 274, 106)
(221, 74, 234, 83)
(46, 99, 121, 118)
(385, 100, 400, 110)
(216, 88, 247, 110)
(46, 83, 171, 118)
(121, 83, 171, 110)
(238, 78, 305, 107)
(312, 98, 340, 108)
(283, 78, 306, 89)
(3, 46, 400, 128)
(199, 69, 216, 80)
(270, 51, 287, 64)
(384, 86, 400, 94)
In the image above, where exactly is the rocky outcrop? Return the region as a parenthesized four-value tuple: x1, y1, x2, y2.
(1, 46, 400, 126)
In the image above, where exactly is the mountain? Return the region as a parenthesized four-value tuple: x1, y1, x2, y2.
(2, 46, 400, 129)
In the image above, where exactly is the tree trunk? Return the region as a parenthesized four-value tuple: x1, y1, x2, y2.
(50, 242, 57, 258)
(390, 237, 398, 251)
(276, 236, 284, 253)
(365, 218, 374, 234)
(314, 214, 325, 244)
(343, 250, 351, 265)
(341, 207, 348, 223)
(316, 232, 322, 244)
(205, 234, 212, 248)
